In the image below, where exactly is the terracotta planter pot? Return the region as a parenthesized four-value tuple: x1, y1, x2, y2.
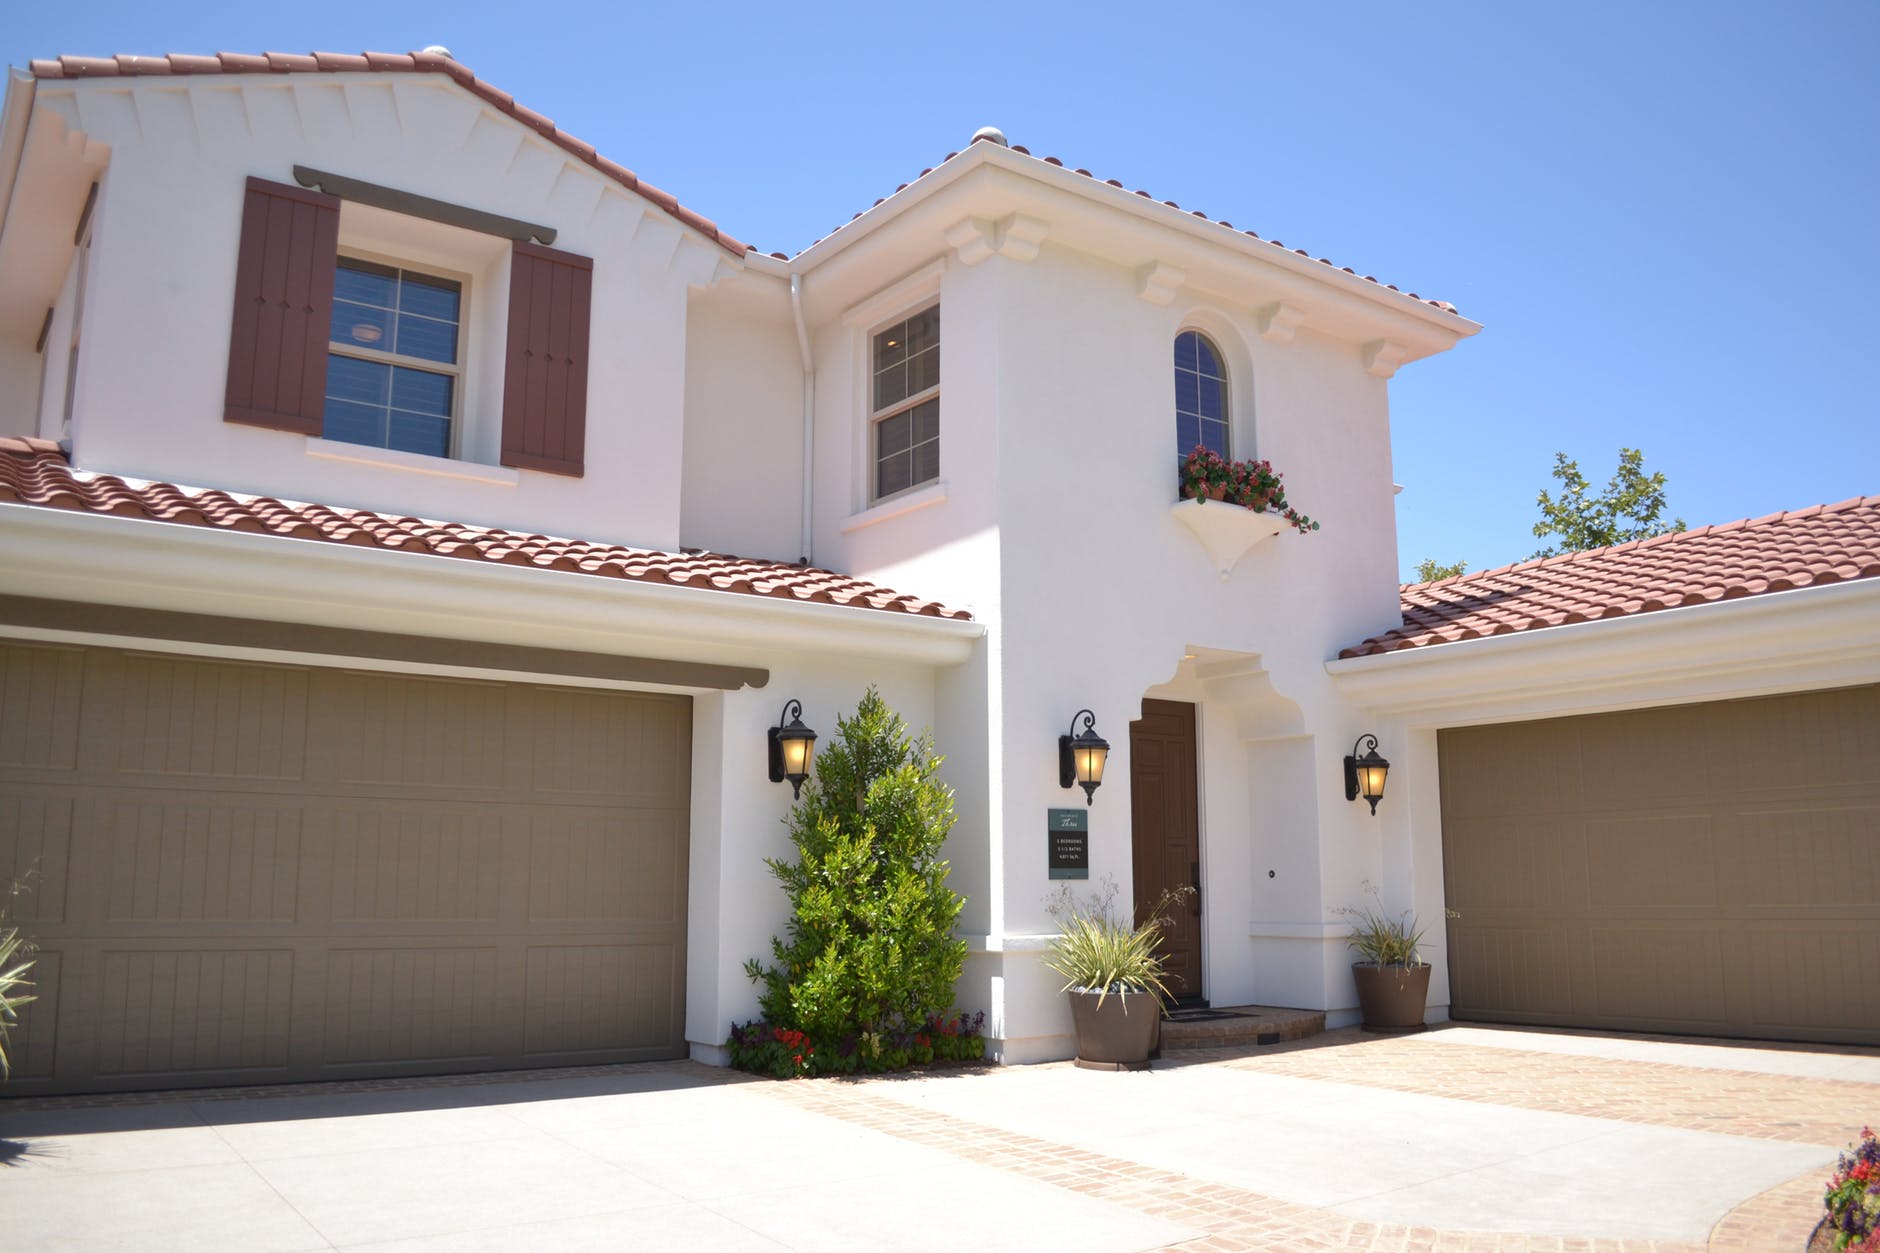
(1067, 988, 1162, 1070)
(1351, 962, 1431, 1032)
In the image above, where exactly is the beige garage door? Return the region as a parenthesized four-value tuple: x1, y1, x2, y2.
(0, 640, 691, 1095)
(1439, 684, 1879, 1045)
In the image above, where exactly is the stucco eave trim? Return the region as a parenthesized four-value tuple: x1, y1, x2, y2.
(1325, 577, 1880, 723)
(0, 503, 984, 669)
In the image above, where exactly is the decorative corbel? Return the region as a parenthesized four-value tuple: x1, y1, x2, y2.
(1257, 302, 1305, 345)
(995, 213, 1049, 261)
(1135, 261, 1186, 306)
(1363, 339, 1409, 379)
(944, 217, 998, 266)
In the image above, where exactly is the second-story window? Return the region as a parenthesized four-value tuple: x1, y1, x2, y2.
(871, 304, 939, 500)
(1175, 329, 1229, 460)
(325, 257, 463, 459)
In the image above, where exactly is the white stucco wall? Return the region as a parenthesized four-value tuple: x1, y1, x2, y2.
(35, 74, 737, 550)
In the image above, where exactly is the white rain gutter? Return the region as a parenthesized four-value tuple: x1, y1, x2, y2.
(790, 271, 814, 565)
(0, 69, 37, 253)
(0, 504, 983, 669)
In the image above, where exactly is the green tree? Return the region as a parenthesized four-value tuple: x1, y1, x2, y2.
(1531, 447, 1684, 558)
(746, 687, 966, 1046)
(1413, 558, 1468, 583)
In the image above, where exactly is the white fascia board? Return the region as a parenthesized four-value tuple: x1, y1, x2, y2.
(0, 504, 983, 669)
(788, 142, 1480, 344)
(1326, 577, 1880, 727)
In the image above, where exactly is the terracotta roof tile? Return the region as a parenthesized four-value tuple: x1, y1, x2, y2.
(796, 136, 1462, 316)
(1341, 498, 1880, 658)
(0, 438, 969, 621)
(28, 51, 749, 258)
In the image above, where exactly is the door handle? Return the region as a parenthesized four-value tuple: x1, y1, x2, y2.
(1191, 860, 1202, 914)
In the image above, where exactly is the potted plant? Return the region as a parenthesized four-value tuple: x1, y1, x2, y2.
(1178, 445, 1321, 534)
(1042, 877, 1189, 1070)
(1337, 883, 1440, 1032)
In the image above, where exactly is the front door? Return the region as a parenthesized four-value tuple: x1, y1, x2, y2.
(1130, 698, 1203, 1002)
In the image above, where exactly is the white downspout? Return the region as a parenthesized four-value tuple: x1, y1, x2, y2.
(789, 272, 815, 566)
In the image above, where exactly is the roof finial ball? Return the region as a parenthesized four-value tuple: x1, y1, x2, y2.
(970, 126, 1008, 147)
(421, 45, 454, 60)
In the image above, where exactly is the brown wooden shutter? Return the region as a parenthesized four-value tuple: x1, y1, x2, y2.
(501, 242, 592, 477)
(223, 177, 340, 434)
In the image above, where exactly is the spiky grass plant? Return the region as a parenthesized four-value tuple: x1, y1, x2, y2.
(0, 876, 38, 1079)
(1041, 875, 1190, 1009)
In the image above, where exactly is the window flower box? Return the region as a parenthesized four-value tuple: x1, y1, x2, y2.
(1172, 446, 1318, 580)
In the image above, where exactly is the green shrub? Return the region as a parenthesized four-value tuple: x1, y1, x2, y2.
(726, 1011, 986, 1078)
(742, 687, 969, 1053)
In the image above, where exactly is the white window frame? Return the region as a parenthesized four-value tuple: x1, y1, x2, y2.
(866, 302, 941, 505)
(326, 249, 470, 461)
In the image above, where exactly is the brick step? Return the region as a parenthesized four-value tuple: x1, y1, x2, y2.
(1158, 1005, 1326, 1051)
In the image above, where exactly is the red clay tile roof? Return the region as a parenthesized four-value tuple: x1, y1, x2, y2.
(0, 438, 970, 620)
(795, 136, 1464, 317)
(28, 51, 750, 258)
(1341, 497, 1880, 658)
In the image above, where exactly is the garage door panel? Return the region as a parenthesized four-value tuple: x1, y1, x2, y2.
(523, 943, 678, 1059)
(1729, 803, 1880, 908)
(523, 687, 689, 803)
(0, 790, 73, 923)
(1438, 720, 1584, 817)
(321, 946, 502, 1068)
(103, 652, 310, 783)
(1738, 927, 1880, 1034)
(315, 672, 511, 794)
(1442, 813, 1586, 912)
(1588, 927, 1726, 1026)
(0, 643, 692, 1094)
(528, 808, 685, 926)
(1441, 685, 1880, 1044)
(97, 796, 303, 926)
(1583, 813, 1718, 909)
(327, 805, 506, 926)
(1447, 924, 1579, 1019)
(0, 641, 83, 771)
(94, 947, 295, 1077)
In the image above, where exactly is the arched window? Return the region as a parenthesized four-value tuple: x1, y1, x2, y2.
(1174, 330, 1229, 459)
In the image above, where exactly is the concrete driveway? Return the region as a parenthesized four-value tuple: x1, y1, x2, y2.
(2, 1023, 1874, 1251)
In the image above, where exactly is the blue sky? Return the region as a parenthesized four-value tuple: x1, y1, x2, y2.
(9, 2, 1876, 581)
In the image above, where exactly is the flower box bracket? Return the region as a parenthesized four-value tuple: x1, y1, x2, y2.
(1169, 497, 1289, 580)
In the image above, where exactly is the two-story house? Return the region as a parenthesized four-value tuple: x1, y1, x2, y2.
(1, 49, 1874, 1095)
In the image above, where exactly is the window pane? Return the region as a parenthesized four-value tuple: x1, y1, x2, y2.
(1193, 334, 1221, 377)
(399, 272, 461, 323)
(1175, 413, 1201, 457)
(877, 450, 911, 499)
(911, 398, 939, 445)
(396, 315, 458, 364)
(873, 320, 909, 373)
(1201, 419, 1229, 458)
(1174, 331, 1199, 372)
(1198, 374, 1224, 420)
(327, 354, 390, 405)
(391, 366, 453, 417)
(334, 259, 397, 308)
(388, 410, 451, 459)
(912, 436, 939, 487)
(877, 410, 911, 457)
(323, 398, 386, 448)
(332, 300, 393, 351)
(874, 362, 909, 411)
(905, 305, 939, 356)
(1175, 369, 1199, 415)
(907, 346, 939, 396)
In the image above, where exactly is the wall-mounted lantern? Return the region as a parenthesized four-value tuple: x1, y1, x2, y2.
(768, 700, 818, 799)
(1058, 709, 1111, 805)
(1344, 734, 1390, 816)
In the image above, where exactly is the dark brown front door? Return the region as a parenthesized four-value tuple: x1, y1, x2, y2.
(1130, 698, 1203, 1002)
